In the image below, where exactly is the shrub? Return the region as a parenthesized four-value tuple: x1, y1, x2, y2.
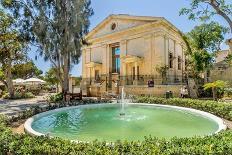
(24, 92, 35, 98)
(3, 92, 35, 99)
(47, 93, 63, 103)
(225, 88, 232, 97)
(135, 96, 232, 121)
(2, 92, 10, 99)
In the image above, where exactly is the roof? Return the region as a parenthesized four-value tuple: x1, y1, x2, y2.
(86, 14, 182, 40)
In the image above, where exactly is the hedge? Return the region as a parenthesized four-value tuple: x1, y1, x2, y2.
(135, 97, 232, 121)
(0, 118, 232, 155)
(0, 98, 232, 154)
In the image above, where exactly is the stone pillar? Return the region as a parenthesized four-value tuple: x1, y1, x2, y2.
(120, 40, 127, 75)
(89, 67, 92, 85)
(82, 50, 86, 79)
(173, 40, 177, 81)
(107, 44, 112, 90)
(122, 62, 127, 85)
(143, 34, 153, 75)
(134, 61, 138, 85)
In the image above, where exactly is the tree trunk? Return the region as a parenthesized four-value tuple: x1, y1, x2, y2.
(212, 87, 217, 101)
(63, 53, 69, 98)
(6, 59, 14, 98)
(56, 83, 59, 93)
(209, 0, 232, 52)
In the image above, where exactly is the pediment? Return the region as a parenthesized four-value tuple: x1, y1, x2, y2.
(86, 14, 162, 40)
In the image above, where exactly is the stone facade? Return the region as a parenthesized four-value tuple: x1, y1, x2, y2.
(210, 50, 232, 84)
(81, 14, 187, 97)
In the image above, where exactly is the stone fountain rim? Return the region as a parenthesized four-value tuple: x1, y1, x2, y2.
(24, 103, 227, 142)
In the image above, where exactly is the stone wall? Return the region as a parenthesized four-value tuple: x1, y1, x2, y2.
(88, 84, 183, 97)
(123, 85, 183, 97)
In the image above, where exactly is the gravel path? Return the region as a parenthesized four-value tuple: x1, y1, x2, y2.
(0, 94, 50, 116)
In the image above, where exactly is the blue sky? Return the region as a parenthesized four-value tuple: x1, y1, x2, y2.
(28, 0, 230, 77)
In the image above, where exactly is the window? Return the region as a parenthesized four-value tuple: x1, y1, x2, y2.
(112, 46, 120, 73)
(169, 53, 173, 69)
(178, 56, 181, 70)
(95, 70, 100, 81)
(111, 23, 116, 30)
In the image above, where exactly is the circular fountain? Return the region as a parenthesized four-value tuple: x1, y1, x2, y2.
(24, 103, 227, 142)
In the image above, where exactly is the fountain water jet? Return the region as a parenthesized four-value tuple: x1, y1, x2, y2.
(120, 86, 126, 116)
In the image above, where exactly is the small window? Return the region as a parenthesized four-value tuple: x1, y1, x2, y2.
(111, 23, 116, 30)
(169, 53, 173, 69)
(178, 56, 181, 70)
(95, 70, 100, 81)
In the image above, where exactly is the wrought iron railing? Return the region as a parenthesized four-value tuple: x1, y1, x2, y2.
(81, 74, 187, 87)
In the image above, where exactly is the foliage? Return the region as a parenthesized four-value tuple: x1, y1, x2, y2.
(0, 10, 27, 98)
(180, 0, 232, 33)
(203, 80, 227, 100)
(1, 0, 94, 94)
(47, 93, 63, 103)
(204, 80, 228, 90)
(3, 92, 35, 99)
(204, 80, 228, 100)
(73, 77, 82, 86)
(11, 61, 43, 79)
(135, 96, 232, 121)
(184, 22, 228, 78)
(225, 87, 232, 97)
(187, 22, 228, 52)
(44, 68, 59, 86)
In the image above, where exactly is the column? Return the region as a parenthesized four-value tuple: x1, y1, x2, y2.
(174, 40, 177, 81)
(89, 67, 92, 85)
(108, 44, 112, 89)
(134, 61, 138, 85)
(122, 62, 127, 85)
(143, 34, 153, 75)
(120, 40, 127, 75)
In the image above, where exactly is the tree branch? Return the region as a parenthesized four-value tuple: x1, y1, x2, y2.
(209, 0, 232, 33)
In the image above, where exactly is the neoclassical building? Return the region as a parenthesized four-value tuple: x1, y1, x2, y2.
(81, 14, 186, 97)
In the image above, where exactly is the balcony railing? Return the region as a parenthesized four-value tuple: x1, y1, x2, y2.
(82, 74, 187, 86)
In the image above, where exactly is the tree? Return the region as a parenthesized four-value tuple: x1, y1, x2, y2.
(1, 0, 94, 97)
(180, 0, 232, 51)
(203, 80, 227, 100)
(11, 61, 42, 79)
(185, 22, 228, 77)
(155, 65, 169, 84)
(44, 68, 59, 92)
(0, 10, 26, 98)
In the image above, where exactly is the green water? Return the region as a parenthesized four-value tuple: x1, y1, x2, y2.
(31, 104, 219, 142)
